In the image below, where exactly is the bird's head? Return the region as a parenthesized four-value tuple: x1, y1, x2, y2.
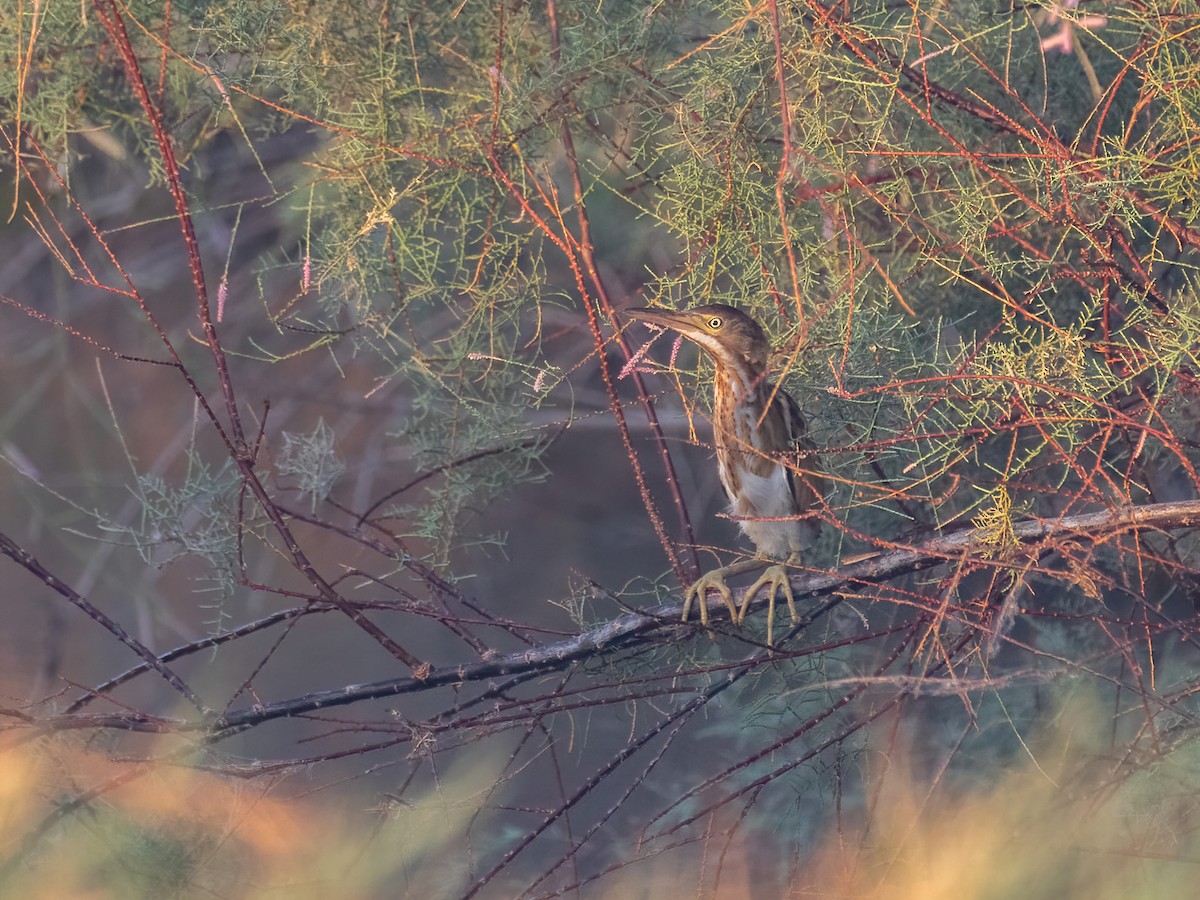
(627, 304, 771, 378)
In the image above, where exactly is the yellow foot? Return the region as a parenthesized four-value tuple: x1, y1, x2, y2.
(737, 561, 799, 645)
(680, 566, 740, 628)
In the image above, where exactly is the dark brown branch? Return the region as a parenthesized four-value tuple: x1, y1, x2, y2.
(0, 531, 209, 715)
(211, 499, 1200, 730)
(17, 499, 1200, 741)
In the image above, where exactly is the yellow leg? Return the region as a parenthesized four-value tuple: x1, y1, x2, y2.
(737, 555, 800, 645)
(680, 566, 740, 627)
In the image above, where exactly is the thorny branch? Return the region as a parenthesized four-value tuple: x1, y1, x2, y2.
(7, 1, 1200, 894)
(9, 498, 1200, 741)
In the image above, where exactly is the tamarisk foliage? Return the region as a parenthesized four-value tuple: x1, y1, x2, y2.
(3, 1, 1200, 896)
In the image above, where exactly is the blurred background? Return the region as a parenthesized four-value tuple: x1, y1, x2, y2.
(4, 1, 1200, 897)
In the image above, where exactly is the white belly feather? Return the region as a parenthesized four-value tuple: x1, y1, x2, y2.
(713, 377, 818, 561)
(723, 461, 807, 560)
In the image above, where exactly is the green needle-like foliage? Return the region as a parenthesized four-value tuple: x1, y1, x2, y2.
(6, 1, 1200, 896)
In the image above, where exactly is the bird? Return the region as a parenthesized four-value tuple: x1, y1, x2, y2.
(628, 304, 826, 643)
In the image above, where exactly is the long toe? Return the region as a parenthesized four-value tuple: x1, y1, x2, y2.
(682, 568, 739, 625)
(739, 564, 797, 645)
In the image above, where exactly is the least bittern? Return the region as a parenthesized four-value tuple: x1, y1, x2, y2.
(629, 304, 826, 643)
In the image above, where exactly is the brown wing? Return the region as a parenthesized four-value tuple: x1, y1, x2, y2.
(778, 386, 827, 510)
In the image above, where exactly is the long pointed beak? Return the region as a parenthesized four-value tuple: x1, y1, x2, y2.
(626, 307, 699, 336)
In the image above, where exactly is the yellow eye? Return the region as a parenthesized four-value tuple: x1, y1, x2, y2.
(707, 316, 723, 330)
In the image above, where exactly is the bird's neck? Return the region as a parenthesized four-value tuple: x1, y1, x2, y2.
(714, 361, 768, 404)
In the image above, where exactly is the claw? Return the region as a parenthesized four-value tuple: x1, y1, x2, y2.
(681, 567, 740, 627)
(737, 560, 799, 645)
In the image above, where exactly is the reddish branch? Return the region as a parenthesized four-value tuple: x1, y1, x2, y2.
(767, 0, 808, 336)
(90, 0, 245, 450)
(545, 0, 702, 582)
(81, 0, 430, 674)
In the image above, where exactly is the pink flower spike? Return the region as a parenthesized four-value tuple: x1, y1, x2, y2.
(1041, 26, 1074, 54)
(216, 275, 228, 322)
(619, 337, 656, 379)
(1040, 0, 1108, 55)
(669, 335, 682, 368)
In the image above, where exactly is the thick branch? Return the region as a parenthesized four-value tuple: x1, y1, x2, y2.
(22, 499, 1199, 740)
